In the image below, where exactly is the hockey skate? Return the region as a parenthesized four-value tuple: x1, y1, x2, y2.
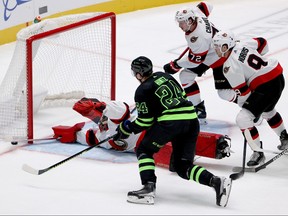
(277, 130, 288, 150)
(195, 100, 207, 125)
(247, 151, 265, 167)
(127, 182, 156, 205)
(210, 176, 232, 207)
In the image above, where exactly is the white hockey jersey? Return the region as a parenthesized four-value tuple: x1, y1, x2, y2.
(215, 38, 283, 107)
(76, 101, 142, 152)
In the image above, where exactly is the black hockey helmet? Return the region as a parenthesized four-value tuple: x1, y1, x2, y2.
(131, 56, 153, 77)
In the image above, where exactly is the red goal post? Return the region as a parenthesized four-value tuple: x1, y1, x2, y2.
(0, 12, 116, 141)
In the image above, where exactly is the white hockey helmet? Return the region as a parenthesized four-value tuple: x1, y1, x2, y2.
(212, 30, 236, 54)
(175, 8, 196, 23)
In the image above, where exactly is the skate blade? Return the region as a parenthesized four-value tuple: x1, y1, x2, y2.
(127, 195, 154, 205)
(199, 118, 208, 125)
(219, 178, 232, 207)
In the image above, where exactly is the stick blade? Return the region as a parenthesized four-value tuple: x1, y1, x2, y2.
(230, 171, 244, 180)
(232, 166, 253, 172)
(22, 164, 41, 175)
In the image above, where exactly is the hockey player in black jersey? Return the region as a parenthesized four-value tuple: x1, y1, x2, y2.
(113, 56, 232, 207)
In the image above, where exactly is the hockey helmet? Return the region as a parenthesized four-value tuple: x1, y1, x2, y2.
(175, 8, 196, 23)
(212, 30, 236, 54)
(131, 56, 153, 77)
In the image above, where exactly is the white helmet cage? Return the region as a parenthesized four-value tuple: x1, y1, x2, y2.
(175, 8, 196, 24)
(212, 30, 236, 54)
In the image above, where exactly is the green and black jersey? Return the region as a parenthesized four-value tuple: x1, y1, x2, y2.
(130, 71, 198, 134)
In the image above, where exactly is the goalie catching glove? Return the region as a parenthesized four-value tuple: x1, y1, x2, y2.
(73, 97, 106, 123)
(114, 120, 132, 141)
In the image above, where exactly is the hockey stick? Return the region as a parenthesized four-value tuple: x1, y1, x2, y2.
(22, 134, 116, 175)
(176, 47, 189, 61)
(11, 137, 58, 145)
(230, 139, 247, 180)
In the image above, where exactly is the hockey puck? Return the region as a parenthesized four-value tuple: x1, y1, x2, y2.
(11, 141, 18, 145)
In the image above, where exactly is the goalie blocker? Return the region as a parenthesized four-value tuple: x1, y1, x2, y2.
(154, 132, 231, 171)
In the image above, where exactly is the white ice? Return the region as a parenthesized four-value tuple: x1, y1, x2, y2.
(0, 0, 288, 214)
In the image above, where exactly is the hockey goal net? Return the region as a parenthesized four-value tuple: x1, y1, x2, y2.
(0, 12, 116, 141)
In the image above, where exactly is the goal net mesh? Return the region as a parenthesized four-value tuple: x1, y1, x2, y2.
(0, 12, 116, 140)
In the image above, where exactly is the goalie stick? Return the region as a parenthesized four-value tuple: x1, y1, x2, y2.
(22, 134, 116, 175)
(230, 139, 247, 180)
(11, 137, 58, 145)
(233, 147, 288, 173)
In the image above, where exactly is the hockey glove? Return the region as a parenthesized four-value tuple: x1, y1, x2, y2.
(85, 129, 99, 146)
(163, 60, 182, 74)
(73, 97, 106, 123)
(113, 120, 132, 141)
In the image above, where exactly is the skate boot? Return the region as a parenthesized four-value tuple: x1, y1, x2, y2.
(277, 130, 288, 150)
(195, 100, 207, 125)
(247, 151, 265, 167)
(127, 182, 156, 205)
(210, 176, 232, 207)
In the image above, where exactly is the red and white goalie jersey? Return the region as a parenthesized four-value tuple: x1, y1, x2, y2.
(76, 101, 141, 152)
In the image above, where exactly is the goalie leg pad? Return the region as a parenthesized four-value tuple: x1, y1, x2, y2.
(52, 122, 85, 143)
(154, 132, 232, 170)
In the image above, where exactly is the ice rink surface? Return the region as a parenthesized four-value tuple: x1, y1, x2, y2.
(0, 0, 288, 214)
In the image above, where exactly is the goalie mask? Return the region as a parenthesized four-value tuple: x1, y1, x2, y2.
(98, 115, 108, 132)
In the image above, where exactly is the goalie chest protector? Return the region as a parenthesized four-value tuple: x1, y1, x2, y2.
(154, 131, 231, 169)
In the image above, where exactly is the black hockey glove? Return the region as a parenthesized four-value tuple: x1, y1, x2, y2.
(163, 60, 182, 74)
(113, 120, 132, 141)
